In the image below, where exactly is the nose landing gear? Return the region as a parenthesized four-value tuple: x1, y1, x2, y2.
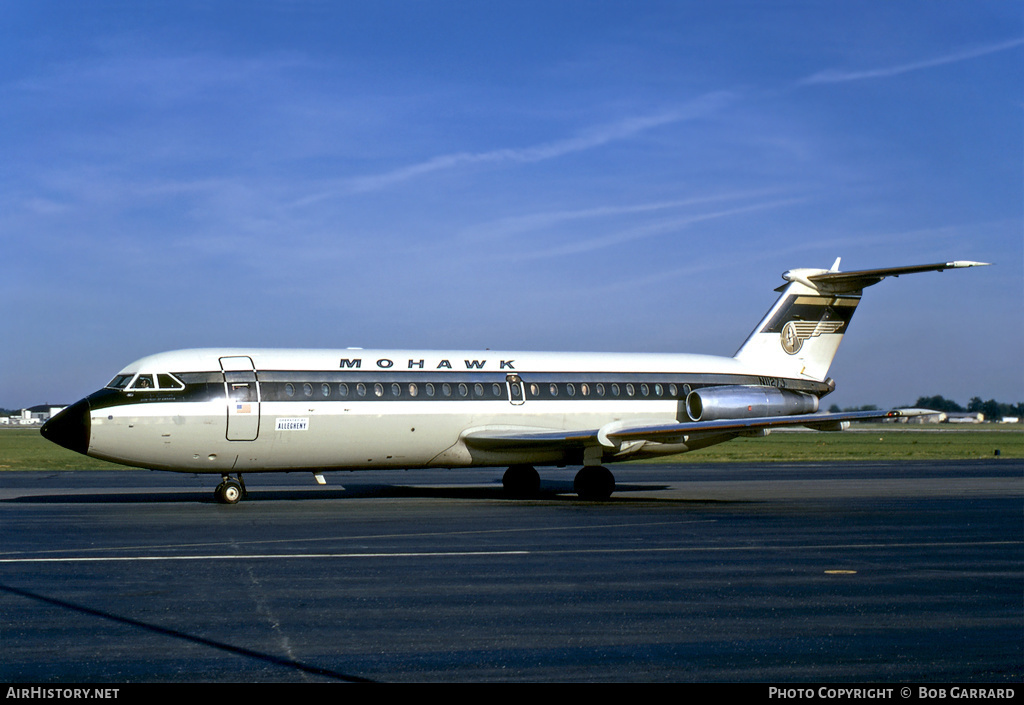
(214, 474, 247, 504)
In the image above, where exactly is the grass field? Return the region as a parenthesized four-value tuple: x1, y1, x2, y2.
(0, 429, 134, 471)
(1, 424, 1020, 472)
(640, 425, 1023, 463)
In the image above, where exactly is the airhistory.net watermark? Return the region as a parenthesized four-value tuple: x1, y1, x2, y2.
(6, 689, 119, 700)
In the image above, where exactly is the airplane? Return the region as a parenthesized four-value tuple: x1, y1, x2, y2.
(41, 259, 989, 504)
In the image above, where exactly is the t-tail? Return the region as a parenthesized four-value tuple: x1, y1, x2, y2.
(733, 259, 990, 382)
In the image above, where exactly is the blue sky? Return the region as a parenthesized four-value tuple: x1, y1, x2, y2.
(3, 1, 1021, 410)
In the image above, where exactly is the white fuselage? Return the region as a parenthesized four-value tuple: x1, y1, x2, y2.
(73, 347, 823, 474)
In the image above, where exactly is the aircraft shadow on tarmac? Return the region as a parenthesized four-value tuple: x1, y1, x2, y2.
(1, 481, 741, 505)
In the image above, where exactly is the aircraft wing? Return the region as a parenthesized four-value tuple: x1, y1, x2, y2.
(461, 408, 936, 452)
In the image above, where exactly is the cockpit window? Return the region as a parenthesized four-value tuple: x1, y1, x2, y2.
(157, 374, 185, 390)
(111, 373, 186, 391)
(109, 373, 185, 391)
(122, 375, 186, 391)
(107, 374, 134, 389)
(131, 374, 155, 389)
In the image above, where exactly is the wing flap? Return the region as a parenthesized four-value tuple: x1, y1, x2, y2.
(462, 426, 598, 451)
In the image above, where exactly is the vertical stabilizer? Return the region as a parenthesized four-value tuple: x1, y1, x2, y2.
(733, 278, 859, 381)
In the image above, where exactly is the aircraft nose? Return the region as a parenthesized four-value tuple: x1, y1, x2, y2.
(40, 398, 91, 455)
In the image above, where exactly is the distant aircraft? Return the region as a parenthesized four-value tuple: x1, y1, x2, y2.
(42, 260, 988, 503)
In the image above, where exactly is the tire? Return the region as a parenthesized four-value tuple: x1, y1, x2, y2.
(219, 481, 242, 504)
(574, 466, 615, 500)
(502, 464, 541, 498)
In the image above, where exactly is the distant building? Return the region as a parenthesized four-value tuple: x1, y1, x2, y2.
(908, 411, 947, 424)
(0, 405, 66, 426)
(945, 412, 985, 424)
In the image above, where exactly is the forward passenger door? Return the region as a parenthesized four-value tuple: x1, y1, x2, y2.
(220, 356, 260, 441)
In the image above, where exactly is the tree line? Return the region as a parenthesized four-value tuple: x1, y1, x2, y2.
(909, 396, 1023, 420)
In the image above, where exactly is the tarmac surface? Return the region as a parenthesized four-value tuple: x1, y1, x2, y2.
(1, 460, 1021, 683)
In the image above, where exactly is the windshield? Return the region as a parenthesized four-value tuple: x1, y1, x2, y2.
(106, 373, 185, 391)
(106, 374, 134, 389)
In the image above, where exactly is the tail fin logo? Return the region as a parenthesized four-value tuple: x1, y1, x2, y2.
(780, 320, 846, 355)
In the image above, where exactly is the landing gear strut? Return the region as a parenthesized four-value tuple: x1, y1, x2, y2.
(573, 466, 615, 500)
(214, 474, 247, 504)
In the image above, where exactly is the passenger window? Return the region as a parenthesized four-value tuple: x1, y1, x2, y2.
(338, 383, 349, 397)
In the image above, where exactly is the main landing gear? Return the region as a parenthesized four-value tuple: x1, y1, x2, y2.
(501, 464, 616, 500)
(502, 464, 541, 498)
(214, 474, 247, 504)
(573, 465, 616, 500)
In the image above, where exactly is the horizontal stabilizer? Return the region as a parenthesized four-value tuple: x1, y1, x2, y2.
(788, 260, 990, 294)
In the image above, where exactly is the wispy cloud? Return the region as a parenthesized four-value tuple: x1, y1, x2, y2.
(506, 196, 805, 262)
(799, 37, 1024, 85)
(460, 188, 793, 243)
(342, 92, 736, 192)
